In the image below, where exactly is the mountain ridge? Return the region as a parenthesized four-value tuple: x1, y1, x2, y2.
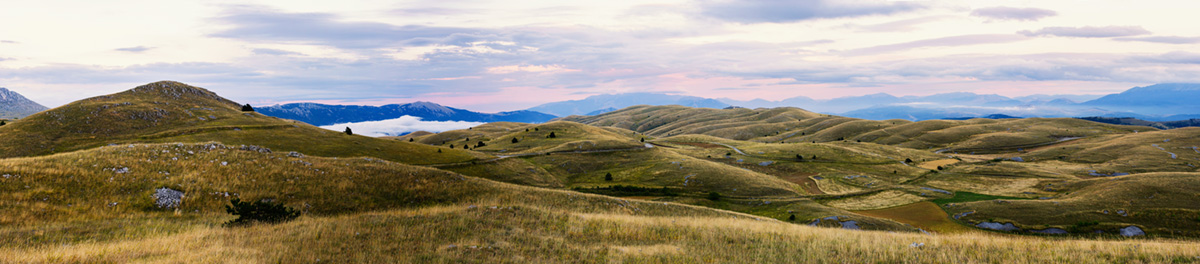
(258, 101, 557, 126)
(0, 87, 49, 119)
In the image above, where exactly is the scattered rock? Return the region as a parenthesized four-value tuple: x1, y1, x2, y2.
(1029, 228, 1068, 234)
(839, 220, 860, 230)
(975, 222, 1020, 232)
(152, 187, 184, 209)
(288, 151, 304, 158)
(758, 161, 774, 166)
(909, 242, 925, 248)
(1008, 157, 1024, 162)
(1117, 210, 1127, 216)
(1119, 226, 1145, 237)
(920, 187, 952, 195)
(953, 211, 975, 219)
(239, 145, 272, 153)
(1087, 170, 1129, 177)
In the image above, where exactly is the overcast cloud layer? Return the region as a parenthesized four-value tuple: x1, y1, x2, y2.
(1, 0, 1199, 112)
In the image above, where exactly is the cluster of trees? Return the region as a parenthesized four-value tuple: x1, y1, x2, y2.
(572, 185, 678, 197)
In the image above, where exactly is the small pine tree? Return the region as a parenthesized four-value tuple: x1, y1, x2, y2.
(640, 138, 645, 142)
(788, 214, 796, 221)
(476, 141, 486, 148)
(605, 172, 613, 181)
(437, 149, 442, 153)
(796, 154, 803, 161)
(706, 192, 722, 201)
(241, 104, 254, 112)
(449, 144, 455, 149)
(409, 138, 414, 142)
(811, 155, 817, 160)
(0, 120, 5, 126)
(525, 128, 529, 132)
(535, 127, 539, 131)
(463, 145, 469, 149)
(937, 166, 944, 170)
(344, 127, 353, 135)
(905, 158, 913, 163)
(512, 138, 519, 143)
(547, 132, 557, 138)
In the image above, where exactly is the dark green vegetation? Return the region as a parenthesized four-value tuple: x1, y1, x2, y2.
(225, 198, 300, 226)
(931, 192, 1027, 206)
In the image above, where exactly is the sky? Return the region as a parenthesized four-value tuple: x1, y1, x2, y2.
(2, 0, 1199, 112)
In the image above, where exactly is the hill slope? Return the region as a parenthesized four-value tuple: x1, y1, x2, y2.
(3, 143, 1197, 263)
(561, 105, 1146, 152)
(0, 81, 488, 165)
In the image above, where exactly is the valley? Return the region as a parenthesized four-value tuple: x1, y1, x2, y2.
(1, 81, 1198, 263)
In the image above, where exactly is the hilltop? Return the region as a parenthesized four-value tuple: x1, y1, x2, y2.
(0, 87, 48, 119)
(559, 105, 1146, 152)
(0, 81, 488, 165)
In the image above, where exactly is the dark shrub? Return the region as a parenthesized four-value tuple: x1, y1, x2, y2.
(225, 198, 300, 226)
(707, 192, 722, 201)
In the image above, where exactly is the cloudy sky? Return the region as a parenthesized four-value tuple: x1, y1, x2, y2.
(2, 0, 1198, 112)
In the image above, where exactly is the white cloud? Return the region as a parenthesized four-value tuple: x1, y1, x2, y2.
(1019, 26, 1151, 38)
(320, 116, 484, 137)
(486, 64, 579, 74)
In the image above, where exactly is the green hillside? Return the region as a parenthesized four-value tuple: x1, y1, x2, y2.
(0, 81, 488, 165)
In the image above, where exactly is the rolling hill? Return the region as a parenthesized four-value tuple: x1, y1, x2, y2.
(0, 81, 489, 165)
(4, 82, 1200, 262)
(4, 143, 1196, 263)
(560, 105, 1147, 152)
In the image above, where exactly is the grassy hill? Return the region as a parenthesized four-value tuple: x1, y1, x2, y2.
(3, 144, 1198, 263)
(562, 105, 1148, 152)
(946, 172, 1200, 237)
(405, 121, 644, 155)
(0, 81, 488, 165)
(5, 87, 1200, 262)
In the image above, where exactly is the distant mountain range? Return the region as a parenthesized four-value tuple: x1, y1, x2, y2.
(526, 83, 1200, 121)
(1076, 117, 1200, 130)
(525, 93, 728, 117)
(0, 87, 48, 119)
(259, 83, 1200, 126)
(257, 102, 556, 126)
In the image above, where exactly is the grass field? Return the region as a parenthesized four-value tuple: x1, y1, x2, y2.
(854, 201, 976, 234)
(4, 82, 1200, 262)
